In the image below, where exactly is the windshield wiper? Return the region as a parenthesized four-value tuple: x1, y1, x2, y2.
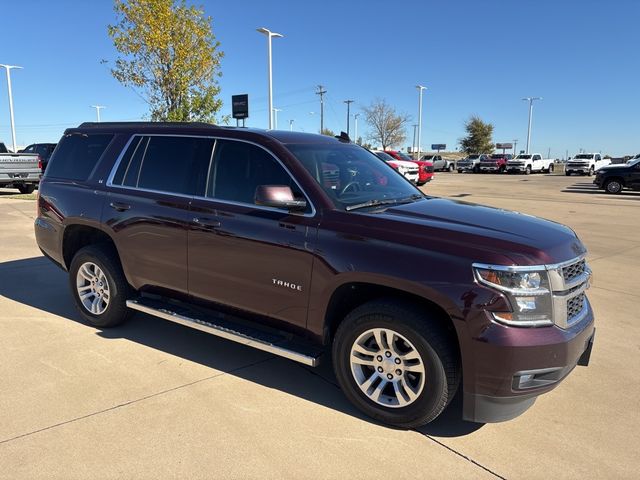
(346, 194, 423, 212)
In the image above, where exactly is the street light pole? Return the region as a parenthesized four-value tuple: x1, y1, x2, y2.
(412, 124, 418, 156)
(343, 100, 354, 136)
(0, 64, 23, 152)
(416, 85, 427, 160)
(512, 139, 518, 156)
(273, 108, 282, 129)
(257, 27, 283, 129)
(91, 105, 106, 122)
(522, 97, 542, 154)
(289, 119, 294, 131)
(354, 113, 360, 143)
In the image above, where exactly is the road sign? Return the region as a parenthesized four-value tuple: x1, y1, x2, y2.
(431, 144, 446, 151)
(496, 143, 513, 149)
(232, 94, 249, 119)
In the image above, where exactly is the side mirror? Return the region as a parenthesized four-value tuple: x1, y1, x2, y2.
(255, 185, 307, 212)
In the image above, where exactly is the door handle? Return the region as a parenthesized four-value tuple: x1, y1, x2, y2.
(192, 217, 221, 229)
(109, 202, 131, 212)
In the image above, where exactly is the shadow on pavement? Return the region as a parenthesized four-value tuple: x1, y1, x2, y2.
(562, 182, 640, 199)
(0, 256, 484, 438)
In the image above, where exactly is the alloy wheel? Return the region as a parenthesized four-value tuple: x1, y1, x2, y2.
(76, 262, 110, 315)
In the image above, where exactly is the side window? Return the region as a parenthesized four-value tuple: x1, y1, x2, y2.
(24, 145, 35, 153)
(46, 133, 113, 181)
(209, 140, 304, 207)
(533, 155, 541, 161)
(595, 155, 601, 161)
(111, 135, 214, 196)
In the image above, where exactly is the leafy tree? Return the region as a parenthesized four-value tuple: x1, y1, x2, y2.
(459, 115, 495, 154)
(363, 99, 409, 150)
(321, 128, 335, 137)
(108, 0, 224, 122)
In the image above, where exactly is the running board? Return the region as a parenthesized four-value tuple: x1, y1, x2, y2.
(126, 298, 322, 367)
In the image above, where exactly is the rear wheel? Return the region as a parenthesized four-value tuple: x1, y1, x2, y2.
(332, 300, 460, 428)
(588, 166, 595, 176)
(69, 244, 132, 328)
(604, 179, 623, 194)
(17, 184, 35, 194)
(548, 164, 554, 173)
(448, 164, 454, 172)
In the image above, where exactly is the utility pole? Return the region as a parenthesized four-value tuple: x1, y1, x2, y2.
(289, 119, 294, 131)
(522, 97, 542, 154)
(354, 113, 360, 144)
(512, 139, 518, 156)
(272, 108, 282, 129)
(547, 147, 551, 159)
(257, 27, 283, 129)
(416, 85, 427, 160)
(0, 64, 23, 152)
(316, 85, 326, 133)
(343, 99, 354, 137)
(91, 105, 106, 122)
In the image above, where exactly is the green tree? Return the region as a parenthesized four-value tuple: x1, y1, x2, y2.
(108, 0, 224, 122)
(459, 116, 495, 154)
(363, 99, 409, 150)
(321, 128, 335, 137)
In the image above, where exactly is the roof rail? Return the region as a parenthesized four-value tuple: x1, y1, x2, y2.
(77, 121, 217, 129)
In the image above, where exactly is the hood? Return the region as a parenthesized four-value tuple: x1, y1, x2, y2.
(390, 160, 418, 169)
(567, 158, 594, 163)
(598, 164, 631, 171)
(362, 197, 585, 266)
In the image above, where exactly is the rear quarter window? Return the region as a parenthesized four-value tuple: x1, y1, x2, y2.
(46, 134, 113, 181)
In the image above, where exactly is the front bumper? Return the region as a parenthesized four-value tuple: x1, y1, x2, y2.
(506, 165, 526, 172)
(462, 307, 595, 423)
(404, 172, 419, 183)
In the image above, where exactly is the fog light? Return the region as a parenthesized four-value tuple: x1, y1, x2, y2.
(519, 374, 535, 387)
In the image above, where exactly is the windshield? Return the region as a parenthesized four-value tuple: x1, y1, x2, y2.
(573, 154, 594, 159)
(287, 143, 422, 210)
(395, 152, 413, 161)
(515, 155, 532, 159)
(467, 155, 480, 159)
(373, 151, 395, 162)
(421, 155, 435, 161)
(490, 154, 507, 159)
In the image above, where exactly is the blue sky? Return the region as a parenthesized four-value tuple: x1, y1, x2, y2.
(1, 0, 638, 156)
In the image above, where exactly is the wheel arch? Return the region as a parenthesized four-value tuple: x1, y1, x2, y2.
(62, 223, 120, 270)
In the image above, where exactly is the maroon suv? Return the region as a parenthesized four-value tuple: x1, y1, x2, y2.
(35, 123, 594, 427)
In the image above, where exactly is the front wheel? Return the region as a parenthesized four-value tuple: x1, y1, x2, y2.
(69, 244, 132, 328)
(588, 166, 595, 177)
(17, 184, 35, 194)
(448, 164, 455, 172)
(525, 165, 531, 175)
(332, 300, 459, 428)
(604, 179, 623, 194)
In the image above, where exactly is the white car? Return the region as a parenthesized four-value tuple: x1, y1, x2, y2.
(373, 151, 419, 183)
(566, 153, 610, 176)
(506, 154, 554, 174)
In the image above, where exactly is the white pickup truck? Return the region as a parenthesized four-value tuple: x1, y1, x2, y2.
(506, 153, 554, 175)
(565, 153, 611, 176)
(0, 142, 41, 194)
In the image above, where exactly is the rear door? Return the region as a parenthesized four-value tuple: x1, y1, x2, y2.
(104, 134, 214, 295)
(188, 139, 317, 329)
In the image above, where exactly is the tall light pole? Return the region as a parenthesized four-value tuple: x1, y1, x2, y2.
(512, 139, 518, 156)
(289, 119, 294, 131)
(257, 27, 283, 129)
(522, 97, 542, 154)
(354, 113, 360, 143)
(273, 108, 282, 129)
(91, 105, 106, 122)
(416, 85, 427, 160)
(343, 99, 354, 136)
(0, 64, 23, 153)
(412, 124, 418, 156)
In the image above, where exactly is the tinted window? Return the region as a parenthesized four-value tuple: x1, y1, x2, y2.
(46, 133, 113, 180)
(209, 140, 304, 207)
(134, 136, 214, 195)
(112, 136, 148, 187)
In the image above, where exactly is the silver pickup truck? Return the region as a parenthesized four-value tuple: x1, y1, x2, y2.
(0, 142, 40, 194)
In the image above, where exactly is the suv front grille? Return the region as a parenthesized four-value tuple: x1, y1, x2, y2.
(567, 293, 586, 321)
(425, 165, 434, 173)
(563, 259, 586, 283)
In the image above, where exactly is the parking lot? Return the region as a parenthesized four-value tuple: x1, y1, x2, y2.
(0, 172, 638, 479)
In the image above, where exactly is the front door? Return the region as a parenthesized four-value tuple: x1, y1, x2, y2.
(188, 139, 318, 329)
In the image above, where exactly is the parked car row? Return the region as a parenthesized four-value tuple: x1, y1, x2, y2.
(372, 150, 434, 186)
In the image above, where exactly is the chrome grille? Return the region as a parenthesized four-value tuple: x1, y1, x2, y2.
(563, 259, 586, 283)
(567, 293, 586, 321)
(425, 165, 434, 173)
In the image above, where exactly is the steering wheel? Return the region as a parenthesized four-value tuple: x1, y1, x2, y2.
(339, 181, 361, 196)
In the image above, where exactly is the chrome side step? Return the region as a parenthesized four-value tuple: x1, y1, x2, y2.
(126, 299, 321, 367)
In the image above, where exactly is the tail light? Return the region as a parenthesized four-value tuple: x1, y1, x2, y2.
(36, 189, 41, 217)
(37, 154, 43, 171)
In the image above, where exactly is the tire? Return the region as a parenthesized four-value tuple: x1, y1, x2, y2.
(565, 171, 571, 176)
(17, 184, 35, 194)
(588, 166, 594, 177)
(332, 300, 460, 428)
(416, 181, 426, 186)
(448, 164, 454, 172)
(525, 165, 531, 175)
(548, 164, 554, 173)
(69, 244, 133, 328)
(604, 179, 623, 194)
(457, 169, 463, 174)
(472, 165, 479, 174)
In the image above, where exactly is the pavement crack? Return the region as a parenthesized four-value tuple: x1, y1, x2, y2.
(413, 430, 507, 479)
(0, 356, 276, 446)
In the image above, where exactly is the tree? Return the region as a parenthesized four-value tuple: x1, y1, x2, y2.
(363, 99, 409, 150)
(108, 0, 224, 122)
(459, 116, 495, 154)
(321, 128, 335, 137)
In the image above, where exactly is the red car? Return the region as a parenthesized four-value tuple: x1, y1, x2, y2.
(384, 150, 434, 185)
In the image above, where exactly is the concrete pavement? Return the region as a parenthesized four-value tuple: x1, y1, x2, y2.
(0, 173, 638, 479)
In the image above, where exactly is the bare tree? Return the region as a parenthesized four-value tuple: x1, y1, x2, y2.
(363, 98, 410, 150)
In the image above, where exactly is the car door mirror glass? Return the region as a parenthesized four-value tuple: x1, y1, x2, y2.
(255, 185, 307, 211)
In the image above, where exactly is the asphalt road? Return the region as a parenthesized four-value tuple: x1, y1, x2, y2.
(0, 173, 638, 479)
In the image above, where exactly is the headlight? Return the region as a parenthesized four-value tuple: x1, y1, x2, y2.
(473, 266, 553, 327)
